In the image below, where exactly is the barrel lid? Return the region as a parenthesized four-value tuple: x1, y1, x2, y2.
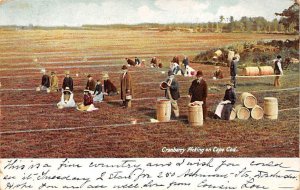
(264, 97, 278, 100)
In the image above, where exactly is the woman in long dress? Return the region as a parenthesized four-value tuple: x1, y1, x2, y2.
(214, 82, 236, 120)
(57, 87, 76, 108)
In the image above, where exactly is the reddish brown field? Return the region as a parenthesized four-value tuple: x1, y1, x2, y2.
(0, 29, 298, 157)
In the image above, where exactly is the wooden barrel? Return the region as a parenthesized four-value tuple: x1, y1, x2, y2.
(156, 98, 171, 122)
(264, 97, 278, 119)
(188, 102, 203, 126)
(240, 92, 257, 108)
(259, 66, 274, 75)
(214, 50, 222, 57)
(243, 67, 260, 76)
(230, 108, 236, 120)
(251, 105, 264, 120)
(235, 104, 250, 120)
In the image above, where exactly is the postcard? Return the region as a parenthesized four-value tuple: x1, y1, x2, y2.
(0, 0, 299, 189)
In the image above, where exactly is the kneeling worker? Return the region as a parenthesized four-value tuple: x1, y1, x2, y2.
(49, 71, 59, 92)
(93, 80, 104, 102)
(77, 89, 98, 112)
(38, 70, 50, 91)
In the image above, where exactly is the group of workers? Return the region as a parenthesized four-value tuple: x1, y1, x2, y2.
(38, 54, 283, 120)
(39, 69, 120, 111)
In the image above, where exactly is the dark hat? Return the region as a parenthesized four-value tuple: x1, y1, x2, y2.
(87, 74, 92, 78)
(167, 70, 174, 76)
(232, 57, 237, 60)
(121, 65, 128, 70)
(277, 55, 282, 59)
(51, 71, 55, 74)
(196, 70, 203, 77)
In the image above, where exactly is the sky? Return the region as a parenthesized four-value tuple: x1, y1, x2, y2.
(0, 0, 294, 26)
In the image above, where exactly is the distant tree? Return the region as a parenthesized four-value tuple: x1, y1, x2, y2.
(272, 18, 279, 31)
(252, 17, 268, 32)
(240, 17, 252, 32)
(219, 15, 225, 23)
(227, 16, 235, 32)
(275, 2, 299, 32)
(278, 23, 285, 32)
(219, 15, 225, 32)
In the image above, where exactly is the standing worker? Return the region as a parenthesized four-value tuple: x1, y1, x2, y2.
(120, 65, 133, 108)
(62, 71, 74, 92)
(274, 55, 283, 87)
(182, 55, 189, 69)
(164, 70, 180, 118)
(189, 71, 208, 120)
(230, 57, 238, 88)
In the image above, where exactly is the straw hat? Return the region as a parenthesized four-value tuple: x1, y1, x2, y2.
(64, 87, 71, 93)
(65, 71, 70, 75)
(102, 73, 109, 80)
(226, 81, 234, 86)
(84, 89, 90, 92)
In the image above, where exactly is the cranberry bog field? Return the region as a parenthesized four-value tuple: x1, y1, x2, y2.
(0, 28, 299, 157)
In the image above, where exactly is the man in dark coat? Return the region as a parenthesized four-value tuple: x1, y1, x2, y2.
(86, 74, 96, 91)
(189, 70, 208, 120)
(62, 71, 74, 91)
(120, 65, 133, 108)
(126, 58, 136, 67)
(165, 70, 180, 118)
(230, 57, 238, 88)
(274, 55, 283, 87)
(182, 56, 189, 69)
